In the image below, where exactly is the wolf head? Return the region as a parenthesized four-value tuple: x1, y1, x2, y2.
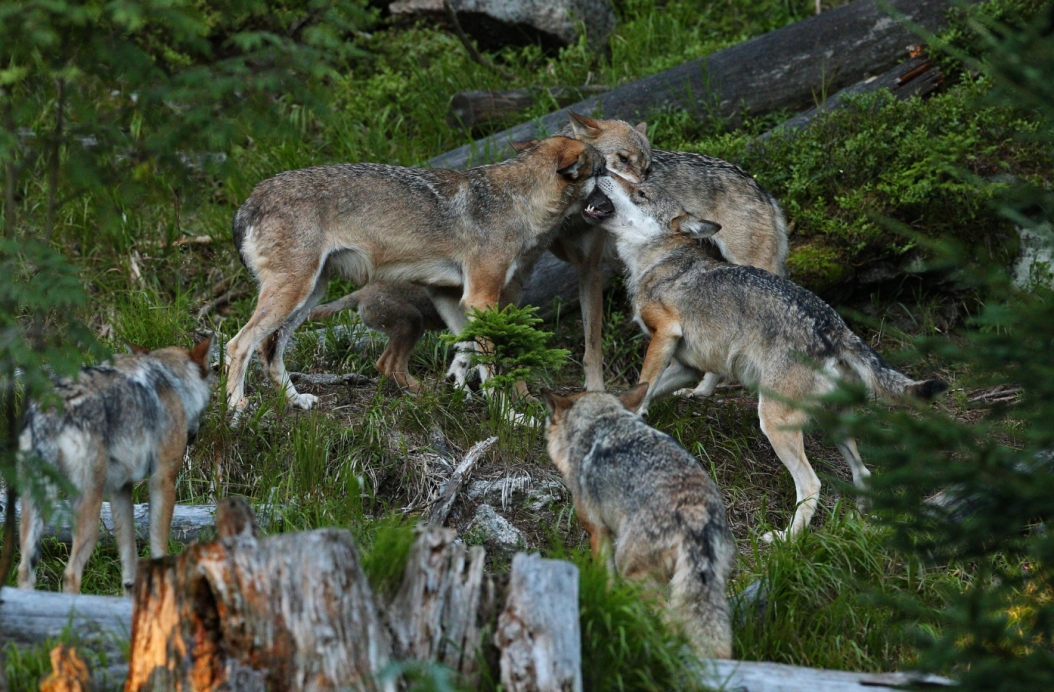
(540, 384, 650, 476)
(136, 335, 215, 435)
(582, 174, 721, 245)
(511, 136, 607, 208)
(566, 112, 652, 184)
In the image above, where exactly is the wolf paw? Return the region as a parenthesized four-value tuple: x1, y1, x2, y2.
(760, 529, 787, 544)
(289, 392, 319, 410)
(446, 351, 475, 389)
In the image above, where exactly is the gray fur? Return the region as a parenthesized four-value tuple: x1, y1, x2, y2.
(545, 391, 735, 657)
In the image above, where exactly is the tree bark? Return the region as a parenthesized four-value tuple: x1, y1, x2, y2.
(124, 527, 393, 692)
(425, 437, 498, 526)
(448, 86, 611, 131)
(496, 553, 582, 692)
(428, 0, 975, 170)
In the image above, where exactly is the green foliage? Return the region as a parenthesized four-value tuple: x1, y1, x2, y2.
(359, 516, 417, 600)
(440, 304, 570, 391)
(572, 549, 705, 692)
(810, 5, 1054, 689)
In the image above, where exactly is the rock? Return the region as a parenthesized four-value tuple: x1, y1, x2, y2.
(465, 473, 568, 511)
(389, 0, 617, 54)
(1013, 222, 1054, 291)
(468, 504, 526, 551)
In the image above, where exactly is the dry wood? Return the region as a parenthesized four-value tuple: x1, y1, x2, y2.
(429, 0, 976, 170)
(756, 53, 943, 141)
(0, 587, 131, 658)
(448, 86, 611, 131)
(0, 500, 219, 546)
(496, 553, 582, 692)
(386, 526, 497, 686)
(125, 501, 393, 692)
(699, 659, 955, 691)
(39, 645, 91, 692)
(288, 371, 375, 387)
(426, 436, 498, 525)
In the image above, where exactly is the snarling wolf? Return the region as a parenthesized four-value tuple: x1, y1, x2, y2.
(584, 175, 948, 541)
(542, 385, 735, 657)
(17, 336, 213, 595)
(226, 136, 604, 412)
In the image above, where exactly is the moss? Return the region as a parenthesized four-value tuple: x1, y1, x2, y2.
(787, 242, 849, 292)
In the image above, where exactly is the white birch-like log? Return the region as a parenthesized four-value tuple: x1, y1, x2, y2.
(426, 436, 498, 526)
(699, 659, 956, 691)
(496, 553, 582, 692)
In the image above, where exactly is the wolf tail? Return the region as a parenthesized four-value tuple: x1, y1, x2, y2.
(669, 525, 735, 658)
(770, 198, 791, 278)
(841, 337, 949, 401)
(231, 202, 265, 272)
(307, 291, 362, 322)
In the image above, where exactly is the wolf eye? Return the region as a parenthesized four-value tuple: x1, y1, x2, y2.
(618, 153, 629, 163)
(637, 189, 647, 199)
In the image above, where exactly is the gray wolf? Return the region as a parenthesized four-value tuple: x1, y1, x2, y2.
(584, 175, 948, 541)
(558, 112, 790, 397)
(17, 336, 214, 596)
(308, 281, 451, 393)
(542, 385, 735, 658)
(226, 136, 604, 412)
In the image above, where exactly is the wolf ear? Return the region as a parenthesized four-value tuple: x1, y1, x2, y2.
(618, 382, 650, 413)
(189, 334, 214, 375)
(671, 214, 721, 239)
(540, 389, 574, 421)
(556, 140, 590, 179)
(568, 111, 602, 139)
(510, 139, 539, 153)
(127, 342, 150, 355)
(635, 122, 648, 136)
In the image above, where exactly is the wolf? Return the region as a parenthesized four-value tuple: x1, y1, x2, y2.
(17, 336, 213, 596)
(542, 384, 736, 658)
(554, 112, 790, 397)
(583, 175, 948, 541)
(225, 136, 604, 413)
(308, 281, 458, 392)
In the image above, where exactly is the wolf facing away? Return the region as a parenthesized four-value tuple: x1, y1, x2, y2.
(226, 136, 604, 413)
(17, 336, 214, 596)
(308, 282, 451, 393)
(583, 175, 948, 541)
(542, 385, 736, 658)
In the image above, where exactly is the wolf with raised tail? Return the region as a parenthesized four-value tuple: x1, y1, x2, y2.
(583, 175, 948, 541)
(542, 384, 736, 658)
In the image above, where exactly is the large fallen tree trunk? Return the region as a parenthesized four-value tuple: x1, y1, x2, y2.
(448, 86, 611, 131)
(429, 0, 974, 170)
(0, 500, 219, 546)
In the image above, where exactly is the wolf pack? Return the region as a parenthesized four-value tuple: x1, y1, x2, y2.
(15, 112, 948, 660)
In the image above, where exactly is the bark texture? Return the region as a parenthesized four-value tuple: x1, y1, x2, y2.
(448, 86, 610, 131)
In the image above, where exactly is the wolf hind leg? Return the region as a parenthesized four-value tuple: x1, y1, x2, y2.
(111, 483, 138, 597)
(17, 493, 45, 590)
(63, 472, 105, 595)
(758, 395, 818, 543)
(836, 437, 871, 513)
(649, 360, 703, 401)
(259, 278, 328, 409)
(225, 267, 325, 413)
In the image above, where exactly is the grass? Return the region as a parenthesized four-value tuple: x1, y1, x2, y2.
(2, 0, 1051, 688)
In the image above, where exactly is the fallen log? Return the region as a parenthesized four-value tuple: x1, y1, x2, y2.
(426, 436, 499, 525)
(700, 660, 955, 691)
(429, 0, 976, 170)
(757, 52, 944, 141)
(0, 588, 132, 658)
(0, 500, 219, 546)
(448, 86, 611, 131)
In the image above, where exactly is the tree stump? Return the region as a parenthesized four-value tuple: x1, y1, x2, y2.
(496, 553, 581, 692)
(124, 514, 393, 692)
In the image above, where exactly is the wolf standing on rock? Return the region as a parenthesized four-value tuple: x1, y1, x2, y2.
(583, 174, 948, 541)
(226, 136, 604, 413)
(542, 385, 735, 658)
(17, 337, 214, 596)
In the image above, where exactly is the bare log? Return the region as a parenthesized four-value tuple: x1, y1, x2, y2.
(426, 436, 498, 525)
(699, 660, 956, 691)
(429, 0, 976, 170)
(0, 500, 218, 547)
(757, 52, 943, 141)
(288, 371, 375, 387)
(0, 587, 131, 657)
(448, 86, 611, 131)
(496, 553, 582, 692)
(386, 526, 497, 686)
(125, 521, 393, 691)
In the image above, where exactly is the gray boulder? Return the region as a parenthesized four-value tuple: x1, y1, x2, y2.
(389, 0, 617, 54)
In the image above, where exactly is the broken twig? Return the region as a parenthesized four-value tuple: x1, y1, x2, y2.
(427, 436, 499, 525)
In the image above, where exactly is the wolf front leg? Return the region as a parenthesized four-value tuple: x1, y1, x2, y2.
(636, 307, 684, 416)
(577, 229, 607, 392)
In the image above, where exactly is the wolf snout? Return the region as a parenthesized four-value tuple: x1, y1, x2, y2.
(582, 186, 615, 224)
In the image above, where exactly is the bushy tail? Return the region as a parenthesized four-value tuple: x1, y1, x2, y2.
(670, 534, 735, 659)
(770, 198, 791, 278)
(307, 291, 361, 322)
(842, 337, 949, 401)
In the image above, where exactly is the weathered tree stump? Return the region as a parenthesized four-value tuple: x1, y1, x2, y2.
(124, 500, 393, 692)
(496, 553, 582, 692)
(386, 526, 506, 686)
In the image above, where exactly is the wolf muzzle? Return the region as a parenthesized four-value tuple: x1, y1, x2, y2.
(582, 185, 615, 225)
